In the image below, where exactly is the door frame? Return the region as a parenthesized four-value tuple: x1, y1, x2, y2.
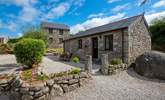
(92, 37, 98, 59)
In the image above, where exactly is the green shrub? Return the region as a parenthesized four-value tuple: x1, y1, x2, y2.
(14, 38, 45, 67)
(71, 56, 80, 63)
(69, 68, 81, 74)
(111, 58, 123, 65)
(21, 69, 32, 81)
(37, 73, 49, 81)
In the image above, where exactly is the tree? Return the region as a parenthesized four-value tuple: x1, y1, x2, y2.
(8, 38, 23, 44)
(149, 17, 165, 52)
(23, 27, 48, 46)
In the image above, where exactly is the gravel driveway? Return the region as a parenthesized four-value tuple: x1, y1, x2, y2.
(54, 68, 165, 100)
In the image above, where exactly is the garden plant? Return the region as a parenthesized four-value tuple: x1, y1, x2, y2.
(14, 38, 45, 68)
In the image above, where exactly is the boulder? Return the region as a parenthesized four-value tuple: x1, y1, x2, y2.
(135, 51, 165, 79)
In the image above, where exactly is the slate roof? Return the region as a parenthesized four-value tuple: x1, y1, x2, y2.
(41, 22, 70, 30)
(65, 14, 144, 41)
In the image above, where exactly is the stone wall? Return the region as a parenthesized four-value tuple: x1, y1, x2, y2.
(128, 16, 151, 64)
(44, 28, 70, 48)
(0, 72, 91, 100)
(64, 29, 127, 61)
(108, 64, 128, 75)
(100, 54, 128, 75)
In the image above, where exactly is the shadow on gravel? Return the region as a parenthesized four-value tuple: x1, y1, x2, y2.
(127, 67, 165, 83)
(45, 55, 100, 70)
(0, 64, 19, 72)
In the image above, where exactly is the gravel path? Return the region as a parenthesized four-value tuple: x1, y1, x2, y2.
(54, 68, 165, 100)
(41, 57, 74, 75)
(0, 55, 75, 75)
(0, 55, 18, 75)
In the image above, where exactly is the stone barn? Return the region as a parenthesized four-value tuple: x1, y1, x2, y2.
(64, 14, 151, 64)
(41, 22, 70, 48)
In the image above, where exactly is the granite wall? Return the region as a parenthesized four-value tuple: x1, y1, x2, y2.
(128, 16, 151, 64)
(43, 28, 70, 48)
(64, 29, 127, 62)
(0, 72, 91, 100)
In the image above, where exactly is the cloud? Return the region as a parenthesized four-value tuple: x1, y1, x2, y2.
(108, 0, 121, 3)
(0, 21, 17, 32)
(19, 5, 38, 22)
(88, 13, 105, 18)
(112, 3, 130, 12)
(0, 0, 39, 22)
(71, 13, 125, 34)
(0, 0, 37, 6)
(44, 2, 70, 20)
(145, 11, 165, 24)
(73, 0, 86, 7)
(8, 22, 17, 31)
(44, 0, 86, 20)
(153, 0, 165, 8)
(17, 33, 23, 37)
(68, 0, 86, 16)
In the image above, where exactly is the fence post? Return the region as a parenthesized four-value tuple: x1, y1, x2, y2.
(84, 55, 92, 74)
(101, 54, 109, 75)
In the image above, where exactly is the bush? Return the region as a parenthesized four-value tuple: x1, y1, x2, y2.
(37, 73, 49, 81)
(71, 56, 80, 63)
(14, 38, 45, 67)
(111, 58, 122, 65)
(69, 68, 81, 74)
(21, 69, 32, 81)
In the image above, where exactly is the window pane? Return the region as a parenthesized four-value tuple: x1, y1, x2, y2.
(49, 28, 53, 33)
(105, 35, 113, 51)
(59, 30, 63, 35)
(78, 39, 82, 49)
(59, 38, 63, 43)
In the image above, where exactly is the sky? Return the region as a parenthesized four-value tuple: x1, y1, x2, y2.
(0, 0, 165, 38)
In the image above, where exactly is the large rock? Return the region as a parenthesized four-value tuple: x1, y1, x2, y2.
(135, 51, 165, 79)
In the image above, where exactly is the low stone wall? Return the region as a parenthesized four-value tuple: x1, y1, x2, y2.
(0, 72, 91, 100)
(108, 64, 127, 75)
(0, 74, 15, 92)
(101, 54, 128, 75)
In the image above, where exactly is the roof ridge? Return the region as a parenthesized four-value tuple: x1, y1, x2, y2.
(41, 21, 69, 26)
(77, 14, 143, 34)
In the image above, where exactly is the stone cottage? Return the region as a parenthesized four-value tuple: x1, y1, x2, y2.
(64, 14, 151, 64)
(41, 22, 70, 48)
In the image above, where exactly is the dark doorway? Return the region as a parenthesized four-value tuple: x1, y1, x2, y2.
(92, 37, 98, 58)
